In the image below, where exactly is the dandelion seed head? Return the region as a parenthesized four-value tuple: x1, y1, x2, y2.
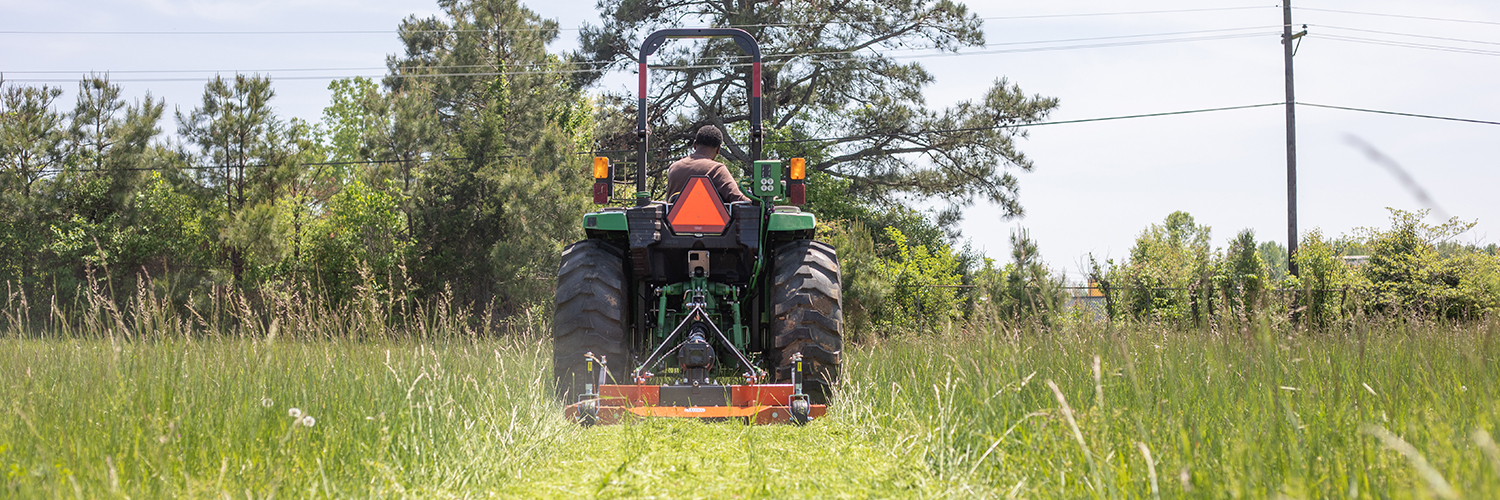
(289, 407, 302, 419)
(302, 416, 316, 427)
(260, 397, 273, 408)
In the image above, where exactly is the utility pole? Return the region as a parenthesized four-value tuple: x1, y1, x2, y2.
(1282, 1, 1303, 277)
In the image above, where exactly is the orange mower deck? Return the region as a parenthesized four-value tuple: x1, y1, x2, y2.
(564, 383, 826, 425)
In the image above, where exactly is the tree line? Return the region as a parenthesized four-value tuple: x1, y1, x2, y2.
(1, 0, 1059, 325)
(13, 0, 1481, 333)
(1, 0, 594, 317)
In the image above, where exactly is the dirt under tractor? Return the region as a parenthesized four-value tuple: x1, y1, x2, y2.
(553, 28, 842, 426)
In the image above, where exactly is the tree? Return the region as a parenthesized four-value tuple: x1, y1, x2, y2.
(0, 80, 67, 286)
(1216, 229, 1266, 319)
(386, 0, 594, 312)
(322, 77, 440, 240)
(877, 226, 964, 329)
(177, 74, 300, 283)
(0, 81, 65, 200)
(1293, 229, 1361, 326)
(1113, 211, 1214, 322)
(55, 75, 164, 225)
(46, 76, 169, 289)
(992, 228, 1065, 322)
(576, 0, 1058, 214)
(1257, 240, 1288, 283)
(1357, 208, 1492, 318)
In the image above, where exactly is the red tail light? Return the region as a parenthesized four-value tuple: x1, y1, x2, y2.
(788, 183, 805, 205)
(593, 182, 610, 204)
(667, 176, 730, 234)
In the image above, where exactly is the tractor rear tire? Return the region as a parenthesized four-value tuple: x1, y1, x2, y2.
(552, 239, 629, 402)
(770, 240, 843, 404)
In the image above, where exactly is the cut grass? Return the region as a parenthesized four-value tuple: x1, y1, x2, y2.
(2, 319, 1497, 498)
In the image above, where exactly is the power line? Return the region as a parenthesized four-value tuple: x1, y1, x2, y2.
(29, 101, 1497, 176)
(0, 6, 1277, 36)
(3, 31, 1276, 84)
(0, 28, 571, 35)
(33, 102, 1287, 174)
(768, 103, 1285, 145)
(1299, 102, 1500, 126)
(977, 5, 1272, 21)
(2, 66, 391, 75)
(1293, 6, 1500, 27)
(1310, 33, 1500, 57)
(878, 32, 1273, 60)
(3, 26, 1277, 78)
(1312, 25, 1500, 47)
(729, 5, 1278, 26)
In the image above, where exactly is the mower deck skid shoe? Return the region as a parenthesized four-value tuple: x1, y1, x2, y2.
(564, 383, 828, 425)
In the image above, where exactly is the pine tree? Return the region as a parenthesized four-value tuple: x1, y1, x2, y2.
(385, 0, 594, 312)
(177, 74, 300, 284)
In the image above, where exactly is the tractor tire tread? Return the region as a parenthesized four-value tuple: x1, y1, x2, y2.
(769, 240, 843, 405)
(552, 240, 629, 402)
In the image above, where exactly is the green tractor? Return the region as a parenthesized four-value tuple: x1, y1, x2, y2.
(554, 28, 842, 425)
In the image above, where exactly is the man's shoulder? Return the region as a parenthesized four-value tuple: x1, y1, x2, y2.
(670, 155, 726, 173)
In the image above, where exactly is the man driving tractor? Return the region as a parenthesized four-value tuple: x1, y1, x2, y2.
(666, 125, 751, 203)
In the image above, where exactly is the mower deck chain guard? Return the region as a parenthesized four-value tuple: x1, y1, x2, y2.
(563, 383, 827, 425)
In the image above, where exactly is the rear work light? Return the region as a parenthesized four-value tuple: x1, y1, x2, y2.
(788, 157, 806, 205)
(667, 176, 730, 234)
(592, 157, 611, 204)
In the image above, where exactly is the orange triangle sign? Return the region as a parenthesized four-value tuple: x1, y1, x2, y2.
(668, 176, 731, 234)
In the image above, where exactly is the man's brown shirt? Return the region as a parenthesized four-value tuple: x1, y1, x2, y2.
(666, 153, 750, 203)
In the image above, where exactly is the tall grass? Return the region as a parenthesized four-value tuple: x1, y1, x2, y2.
(843, 319, 1500, 498)
(2, 282, 1497, 498)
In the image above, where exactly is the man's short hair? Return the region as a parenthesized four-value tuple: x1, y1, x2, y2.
(693, 126, 723, 148)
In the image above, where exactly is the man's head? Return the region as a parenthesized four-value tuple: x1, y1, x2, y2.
(692, 125, 723, 155)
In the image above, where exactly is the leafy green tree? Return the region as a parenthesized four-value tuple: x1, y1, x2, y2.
(1357, 208, 1493, 318)
(387, 0, 594, 312)
(61, 76, 163, 213)
(321, 77, 440, 241)
(1216, 229, 1266, 319)
(0, 81, 65, 200)
(1113, 211, 1214, 323)
(817, 219, 888, 338)
(803, 171, 964, 258)
(45, 76, 170, 291)
(1257, 240, 1288, 284)
(576, 0, 1058, 214)
(302, 179, 411, 302)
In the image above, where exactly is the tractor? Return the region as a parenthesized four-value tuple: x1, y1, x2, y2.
(553, 28, 842, 425)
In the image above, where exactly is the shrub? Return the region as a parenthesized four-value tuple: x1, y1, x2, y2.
(875, 226, 964, 331)
(1291, 229, 1362, 327)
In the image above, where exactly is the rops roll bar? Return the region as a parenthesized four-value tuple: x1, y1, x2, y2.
(634, 28, 763, 206)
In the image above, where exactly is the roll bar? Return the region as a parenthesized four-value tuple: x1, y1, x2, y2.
(635, 28, 763, 206)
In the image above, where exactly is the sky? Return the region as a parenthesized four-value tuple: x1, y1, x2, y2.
(3, 0, 1497, 281)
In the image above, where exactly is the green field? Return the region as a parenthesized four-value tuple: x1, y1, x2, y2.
(3, 320, 1498, 498)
